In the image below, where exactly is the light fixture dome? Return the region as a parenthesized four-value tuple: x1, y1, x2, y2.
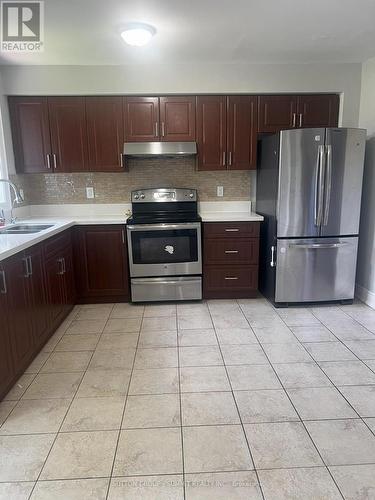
(121, 23, 156, 47)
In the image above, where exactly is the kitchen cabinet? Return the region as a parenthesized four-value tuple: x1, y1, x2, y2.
(258, 94, 339, 133)
(124, 96, 196, 142)
(196, 95, 257, 171)
(86, 96, 126, 171)
(0, 266, 15, 400)
(203, 222, 260, 298)
(73, 225, 129, 302)
(8, 97, 52, 174)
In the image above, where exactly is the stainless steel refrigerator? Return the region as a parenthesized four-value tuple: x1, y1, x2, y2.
(257, 127, 366, 305)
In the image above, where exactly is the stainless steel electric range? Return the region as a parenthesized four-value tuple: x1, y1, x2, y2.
(126, 188, 202, 302)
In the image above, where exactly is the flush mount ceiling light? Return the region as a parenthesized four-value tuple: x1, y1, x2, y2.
(121, 23, 156, 47)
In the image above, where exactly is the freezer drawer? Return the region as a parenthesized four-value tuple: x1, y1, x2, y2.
(131, 276, 202, 302)
(275, 237, 358, 303)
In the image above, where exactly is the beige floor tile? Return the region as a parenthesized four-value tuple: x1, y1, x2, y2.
(0, 482, 35, 500)
(244, 421, 323, 469)
(234, 389, 299, 423)
(221, 344, 268, 365)
(122, 394, 180, 428)
(327, 322, 375, 341)
(0, 399, 70, 435)
(303, 342, 357, 362)
(0, 434, 55, 481)
(75, 308, 111, 321)
(65, 319, 107, 335)
(180, 366, 230, 392)
(365, 417, 375, 431)
(291, 325, 337, 342)
(129, 368, 179, 395)
(22, 372, 83, 400)
(55, 334, 100, 352)
(25, 352, 50, 374)
(216, 328, 258, 345)
(77, 369, 131, 398)
(319, 360, 375, 385)
(305, 419, 375, 465)
(113, 428, 183, 476)
(79, 303, 114, 311)
(263, 343, 313, 363)
(207, 300, 240, 314)
(365, 359, 375, 371)
(138, 330, 177, 348)
(178, 314, 213, 330)
(212, 313, 249, 330)
(178, 329, 218, 346)
(252, 326, 299, 344)
(246, 315, 286, 329)
(287, 387, 357, 420)
(62, 396, 125, 431)
(104, 317, 142, 334)
(344, 340, 375, 359)
(183, 425, 253, 473)
(181, 391, 240, 426)
(31, 478, 109, 500)
(88, 348, 135, 371)
(42, 330, 66, 353)
(0, 401, 16, 425)
(338, 385, 375, 417)
(144, 304, 177, 317)
(179, 346, 223, 367)
(96, 333, 138, 350)
(108, 475, 183, 500)
(110, 303, 144, 319)
(329, 464, 375, 500)
(40, 351, 92, 373)
(185, 471, 262, 500)
(177, 302, 208, 315)
(3, 374, 36, 401)
(134, 347, 178, 369)
(227, 365, 281, 391)
(277, 309, 321, 327)
(273, 362, 332, 388)
(258, 467, 342, 500)
(41, 430, 118, 479)
(142, 316, 177, 332)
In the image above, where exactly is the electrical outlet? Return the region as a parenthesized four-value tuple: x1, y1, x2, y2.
(217, 186, 224, 197)
(86, 187, 95, 199)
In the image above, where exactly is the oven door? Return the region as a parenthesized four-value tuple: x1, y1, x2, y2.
(127, 223, 202, 277)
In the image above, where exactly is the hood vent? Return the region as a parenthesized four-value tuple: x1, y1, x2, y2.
(123, 141, 197, 157)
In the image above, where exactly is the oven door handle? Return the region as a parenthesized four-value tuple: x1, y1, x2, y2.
(127, 223, 201, 231)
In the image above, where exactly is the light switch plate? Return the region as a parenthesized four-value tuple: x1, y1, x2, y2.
(217, 186, 224, 197)
(86, 187, 95, 199)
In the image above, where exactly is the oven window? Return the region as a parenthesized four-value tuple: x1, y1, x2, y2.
(131, 229, 198, 264)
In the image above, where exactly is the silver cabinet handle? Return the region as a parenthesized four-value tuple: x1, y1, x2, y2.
(62, 257, 66, 274)
(289, 243, 347, 249)
(52, 153, 57, 169)
(292, 113, 297, 127)
(28, 256, 33, 276)
(121, 229, 125, 244)
(57, 258, 64, 275)
(299, 113, 303, 127)
(161, 122, 165, 137)
(225, 277, 239, 280)
(22, 257, 30, 278)
(120, 153, 125, 168)
(46, 154, 51, 169)
(225, 228, 239, 232)
(323, 145, 332, 226)
(225, 250, 239, 254)
(155, 122, 159, 137)
(228, 151, 232, 166)
(222, 151, 226, 166)
(270, 245, 276, 267)
(0, 270, 7, 294)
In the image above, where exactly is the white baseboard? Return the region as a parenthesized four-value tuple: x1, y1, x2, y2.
(355, 284, 375, 309)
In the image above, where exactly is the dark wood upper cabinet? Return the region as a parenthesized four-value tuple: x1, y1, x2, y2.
(159, 96, 196, 141)
(8, 97, 52, 173)
(0, 267, 15, 400)
(258, 95, 298, 133)
(124, 97, 159, 142)
(86, 96, 125, 172)
(196, 96, 227, 171)
(227, 96, 258, 170)
(297, 94, 339, 128)
(48, 97, 89, 172)
(73, 225, 129, 301)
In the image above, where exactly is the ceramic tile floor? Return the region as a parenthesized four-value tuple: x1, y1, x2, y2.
(2, 299, 375, 499)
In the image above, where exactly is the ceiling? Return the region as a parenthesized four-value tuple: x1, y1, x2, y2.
(1, 0, 375, 65)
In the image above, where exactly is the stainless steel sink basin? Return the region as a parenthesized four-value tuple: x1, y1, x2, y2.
(0, 224, 54, 235)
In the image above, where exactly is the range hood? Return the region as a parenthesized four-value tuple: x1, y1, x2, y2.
(123, 141, 197, 157)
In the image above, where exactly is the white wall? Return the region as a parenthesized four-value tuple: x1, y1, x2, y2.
(0, 62, 362, 126)
(356, 57, 375, 307)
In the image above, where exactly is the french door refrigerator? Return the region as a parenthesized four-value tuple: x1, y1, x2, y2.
(257, 127, 366, 305)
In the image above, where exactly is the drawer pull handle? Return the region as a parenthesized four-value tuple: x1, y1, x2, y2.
(225, 277, 238, 280)
(225, 228, 239, 232)
(225, 250, 239, 254)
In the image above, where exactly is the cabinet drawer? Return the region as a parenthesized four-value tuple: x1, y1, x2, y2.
(43, 230, 71, 260)
(204, 239, 259, 265)
(204, 222, 259, 239)
(204, 265, 258, 292)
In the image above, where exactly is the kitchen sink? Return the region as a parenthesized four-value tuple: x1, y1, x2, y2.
(0, 224, 54, 235)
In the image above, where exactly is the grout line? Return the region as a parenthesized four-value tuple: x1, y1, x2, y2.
(176, 310, 187, 500)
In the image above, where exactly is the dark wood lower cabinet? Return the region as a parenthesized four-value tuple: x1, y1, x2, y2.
(0, 266, 15, 399)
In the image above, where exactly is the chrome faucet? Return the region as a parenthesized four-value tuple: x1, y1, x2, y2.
(0, 179, 24, 224)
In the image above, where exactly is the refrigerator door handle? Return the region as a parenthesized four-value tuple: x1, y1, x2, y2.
(314, 145, 325, 226)
(270, 245, 276, 267)
(323, 145, 332, 226)
(289, 242, 348, 249)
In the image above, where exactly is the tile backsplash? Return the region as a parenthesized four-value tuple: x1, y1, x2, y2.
(11, 157, 252, 205)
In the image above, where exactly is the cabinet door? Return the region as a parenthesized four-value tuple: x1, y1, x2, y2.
(227, 96, 258, 170)
(0, 268, 15, 399)
(196, 96, 227, 171)
(3, 255, 34, 374)
(61, 244, 75, 311)
(73, 225, 129, 299)
(86, 96, 125, 172)
(297, 94, 340, 128)
(124, 97, 159, 142)
(159, 96, 196, 141)
(48, 97, 89, 172)
(258, 95, 298, 133)
(8, 97, 52, 173)
(44, 256, 65, 327)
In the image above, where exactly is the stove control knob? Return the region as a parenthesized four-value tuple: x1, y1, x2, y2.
(189, 192, 194, 198)
(140, 193, 145, 199)
(134, 194, 139, 200)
